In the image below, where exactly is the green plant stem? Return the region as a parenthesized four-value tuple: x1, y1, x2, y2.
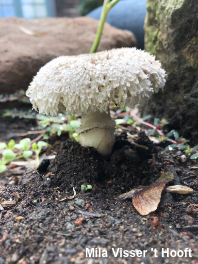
(69, 0, 120, 138)
(69, 115, 76, 122)
(14, 155, 23, 160)
(35, 153, 40, 166)
(68, 115, 76, 139)
(89, 0, 120, 54)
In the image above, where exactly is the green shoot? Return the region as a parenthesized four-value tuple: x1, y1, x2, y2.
(32, 141, 48, 166)
(81, 184, 93, 191)
(89, 0, 120, 54)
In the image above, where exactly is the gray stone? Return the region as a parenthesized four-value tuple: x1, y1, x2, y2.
(65, 223, 74, 230)
(87, 0, 146, 49)
(160, 192, 174, 206)
(0, 17, 136, 94)
(0, 258, 4, 264)
(89, 238, 109, 247)
(75, 198, 85, 207)
(143, 0, 198, 145)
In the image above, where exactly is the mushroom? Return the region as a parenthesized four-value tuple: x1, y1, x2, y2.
(26, 48, 166, 155)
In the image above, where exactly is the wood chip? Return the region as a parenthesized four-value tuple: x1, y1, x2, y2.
(165, 185, 193, 194)
(1, 200, 16, 207)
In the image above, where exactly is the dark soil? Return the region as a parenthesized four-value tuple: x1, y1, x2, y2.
(0, 123, 198, 264)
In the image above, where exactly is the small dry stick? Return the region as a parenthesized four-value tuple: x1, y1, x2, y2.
(20, 130, 46, 137)
(56, 187, 76, 202)
(30, 131, 46, 145)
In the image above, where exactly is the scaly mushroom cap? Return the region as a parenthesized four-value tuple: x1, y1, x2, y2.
(26, 48, 166, 116)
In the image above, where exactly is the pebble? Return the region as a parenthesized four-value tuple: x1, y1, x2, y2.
(160, 192, 174, 206)
(114, 218, 121, 224)
(0, 258, 4, 264)
(75, 199, 85, 207)
(11, 253, 19, 262)
(181, 155, 187, 162)
(89, 238, 109, 247)
(66, 223, 74, 230)
(69, 206, 75, 211)
(64, 249, 77, 255)
(163, 212, 170, 218)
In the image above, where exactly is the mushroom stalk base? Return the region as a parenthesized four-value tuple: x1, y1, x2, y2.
(76, 111, 116, 156)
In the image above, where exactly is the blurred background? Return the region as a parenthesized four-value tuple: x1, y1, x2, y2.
(0, 0, 97, 19)
(0, 0, 146, 49)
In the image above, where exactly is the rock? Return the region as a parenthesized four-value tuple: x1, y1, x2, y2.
(65, 223, 74, 230)
(89, 238, 109, 247)
(75, 199, 85, 207)
(0, 258, 4, 264)
(160, 192, 174, 206)
(87, 0, 146, 49)
(143, 0, 198, 144)
(0, 17, 136, 94)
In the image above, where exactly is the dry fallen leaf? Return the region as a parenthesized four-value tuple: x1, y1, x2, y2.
(165, 185, 193, 194)
(132, 181, 166, 216)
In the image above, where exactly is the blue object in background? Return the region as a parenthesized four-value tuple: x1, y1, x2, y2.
(87, 0, 147, 50)
(0, 0, 56, 19)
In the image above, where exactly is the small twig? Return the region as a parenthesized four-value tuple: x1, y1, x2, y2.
(77, 210, 101, 218)
(19, 130, 46, 137)
(182, 175, 197, 181)
(129, 111, 166, 139)
(30, 131, 46, 145)
(131, 142, 149, 150)
(126, 133, 149, 149)
(56, 187, 76, 202)
(118, 125, 135, 131)
(152, 153, 156, 164)
(129, 110, 198, 154)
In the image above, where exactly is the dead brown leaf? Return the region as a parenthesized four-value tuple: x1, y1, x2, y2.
(165, 185, 193, 194)
(132, 181, 166, 216)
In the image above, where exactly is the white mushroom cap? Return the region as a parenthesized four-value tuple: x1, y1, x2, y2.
(26, 48, 166, 116)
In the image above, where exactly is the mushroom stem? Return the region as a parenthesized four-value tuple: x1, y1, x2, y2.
(76, 110, 115, 155)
